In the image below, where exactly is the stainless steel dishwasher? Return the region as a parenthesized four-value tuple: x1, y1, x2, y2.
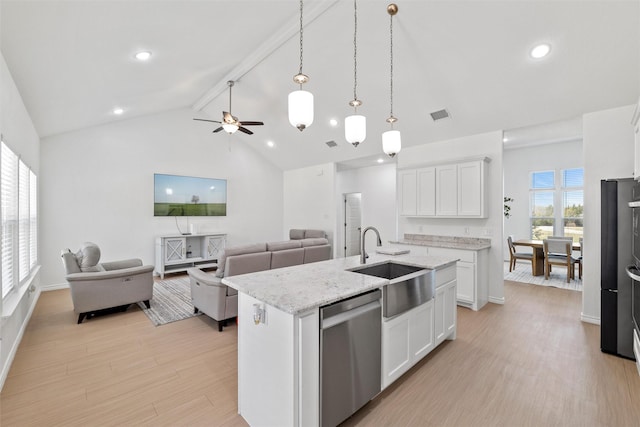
(320, 289, 382, 427)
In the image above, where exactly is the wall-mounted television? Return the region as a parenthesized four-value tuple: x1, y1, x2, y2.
(154, 174, 227, 216)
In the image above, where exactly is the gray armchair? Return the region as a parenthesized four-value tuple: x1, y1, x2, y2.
(61, 242, 154, 323)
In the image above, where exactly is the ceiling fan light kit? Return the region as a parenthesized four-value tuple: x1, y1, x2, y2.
(345, 0, 366, 147)
(382, 3, 401, 158)
(288, 0, 314, 132)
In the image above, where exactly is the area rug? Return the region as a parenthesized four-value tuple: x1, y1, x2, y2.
(137, 276, 201, 326)
(504, 261, 582, 291)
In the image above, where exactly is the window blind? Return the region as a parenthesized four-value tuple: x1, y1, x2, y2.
(29, 170, 37, 270)
(2, 142, 17, 298)
(19, 159, 30, 281)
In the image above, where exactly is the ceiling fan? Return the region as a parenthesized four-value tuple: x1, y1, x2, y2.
(193, 80, 264, 135)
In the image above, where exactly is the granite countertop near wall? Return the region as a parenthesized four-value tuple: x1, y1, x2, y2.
(222, 253, 457, 315)
(390, 234, 492, 251)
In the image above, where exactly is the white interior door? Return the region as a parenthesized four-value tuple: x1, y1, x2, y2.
(344, 193, 362, 257)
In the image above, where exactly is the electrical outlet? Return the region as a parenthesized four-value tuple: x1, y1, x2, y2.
(419, 225, 424, 232)
(464, 227, 470, 235)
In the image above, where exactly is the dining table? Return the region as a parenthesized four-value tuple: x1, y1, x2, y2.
(513, 239, 581, 276)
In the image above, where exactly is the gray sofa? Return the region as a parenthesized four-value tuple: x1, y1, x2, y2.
(61, 242, 155, 324)
(188, 229, 331, 331)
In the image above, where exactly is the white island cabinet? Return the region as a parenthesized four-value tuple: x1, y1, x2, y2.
(223, 254, 458, 427)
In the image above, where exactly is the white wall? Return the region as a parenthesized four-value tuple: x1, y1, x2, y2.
(582, 104, 636, 323)
(335, 163, 397, 257)
(40, 108, 284, 287)
(396, 131, 505, 304)
(503, 139, 583, 257)
(0, 51, 41, 389)
(283, 163, 336, 251)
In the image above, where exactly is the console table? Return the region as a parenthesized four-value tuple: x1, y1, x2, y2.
(155, 233, 226, 279)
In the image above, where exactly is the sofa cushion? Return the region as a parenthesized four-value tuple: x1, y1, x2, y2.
(267, 240, 302, 252)
(301, 237, 329, 247)
(225, 251, 272, 277)
(215, 243, 267, 278)
(303, 245, 332, 264)
(271, 248, 305, 269)
(304, 229, 325, 239)
(76, 242, 102, 272)
(289, 229, 305, 240)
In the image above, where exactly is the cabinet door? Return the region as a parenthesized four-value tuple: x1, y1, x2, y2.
(382, 313, 411, 389)
(456, 261, 475, 304)
(205, 236, 226, 260)
(410, 299, 434, 360)
(416, 167, 436, 216)
(398, 170, 417, 216)
(434, 285, 446, 345)
(457, 160, 484, 216)
(164, 237, 186, 263)
(436, 164, 457, 216)
(444, 281, 457, 337)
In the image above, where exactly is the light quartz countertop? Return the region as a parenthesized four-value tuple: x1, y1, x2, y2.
(222, 253, 457, 315)
(389, 234, 491, 251)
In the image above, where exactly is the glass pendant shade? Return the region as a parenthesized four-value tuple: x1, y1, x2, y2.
(382, 129, 401, 157)
(288, 89, 314, 131)
(222, 123, 239, 134)
(345, 114, 366, 146)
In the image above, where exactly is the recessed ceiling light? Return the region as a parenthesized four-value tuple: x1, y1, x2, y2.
(329, 119, 338, 127)
(377, 158, 384, 164)
(135, 51, 152, 61)
(112, 107, 124, 115)
(267, 140, 275, 148)
(530, 43, 551, 59)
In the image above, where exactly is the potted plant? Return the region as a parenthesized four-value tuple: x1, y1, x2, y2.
(504, 197, 514, 218)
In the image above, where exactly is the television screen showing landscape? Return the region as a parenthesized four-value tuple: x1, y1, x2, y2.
(154, 174, 227, 216)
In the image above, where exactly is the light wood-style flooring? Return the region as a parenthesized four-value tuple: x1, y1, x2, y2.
(2, 279, 640, 426)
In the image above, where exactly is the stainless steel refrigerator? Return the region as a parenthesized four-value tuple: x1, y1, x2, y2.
(601, 178, 635, 359)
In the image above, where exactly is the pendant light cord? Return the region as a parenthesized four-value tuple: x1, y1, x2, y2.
(298, 0, 304, 78)
(353, 0, 358, 105)
(389, 11, 394, 121)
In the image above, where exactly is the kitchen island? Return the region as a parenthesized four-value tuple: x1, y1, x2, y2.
(222, 253, 458, 427)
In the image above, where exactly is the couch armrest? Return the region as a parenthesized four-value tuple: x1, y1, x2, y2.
(65, 264, 154, 282)
(101, 258, 143, 271)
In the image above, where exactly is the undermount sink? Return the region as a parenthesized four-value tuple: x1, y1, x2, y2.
(348, 261, 435, 318)
(349, 261, 425, 280)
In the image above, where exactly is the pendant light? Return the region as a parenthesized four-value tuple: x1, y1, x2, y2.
(382, 3, 401, 157)
(288, 0, 314, 131)
(345, 0, 366, 147)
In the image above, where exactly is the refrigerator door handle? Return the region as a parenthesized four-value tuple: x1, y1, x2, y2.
(625, 265, 640, 282)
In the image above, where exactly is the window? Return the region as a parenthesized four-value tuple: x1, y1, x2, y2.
(1, 140, 38, 299)
(562, 168, 584, 242)
(530, 170, 555, 240)
(529, 168, 584, 242)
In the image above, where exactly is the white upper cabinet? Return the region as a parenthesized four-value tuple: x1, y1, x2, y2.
(399, 157, 490, 218)
(417, 167, 436, 216)
(457, 160, 486, 217)
(398, 169, 418, 216)
(435, 164, 458, 216)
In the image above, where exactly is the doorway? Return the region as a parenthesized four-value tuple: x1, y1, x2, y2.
(344, 193, 362, 257)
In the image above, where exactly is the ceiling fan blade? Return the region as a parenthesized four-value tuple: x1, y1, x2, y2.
(239, 121, 264, 126)
(212, 127, 224, 133)
(193, 118, 222, 124)
(237, 126, 254, 135)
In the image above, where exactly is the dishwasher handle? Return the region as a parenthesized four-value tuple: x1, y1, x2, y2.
(321, 300, 380, 330)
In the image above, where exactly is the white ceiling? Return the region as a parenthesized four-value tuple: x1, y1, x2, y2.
(1, 0, 639, 171)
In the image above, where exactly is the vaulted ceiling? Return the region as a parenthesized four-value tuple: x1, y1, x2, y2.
(2, 0, 639, 170)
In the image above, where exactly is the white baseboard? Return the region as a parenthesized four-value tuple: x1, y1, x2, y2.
(581, 312, 600, 325)
(42, 282, 69, 291)
(489, 296, 505, 305)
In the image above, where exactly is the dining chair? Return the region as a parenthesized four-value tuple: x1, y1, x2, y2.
(507, 236, 533, 273)
(574, 237, 583, 279)
(543, 239, 578, 283)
